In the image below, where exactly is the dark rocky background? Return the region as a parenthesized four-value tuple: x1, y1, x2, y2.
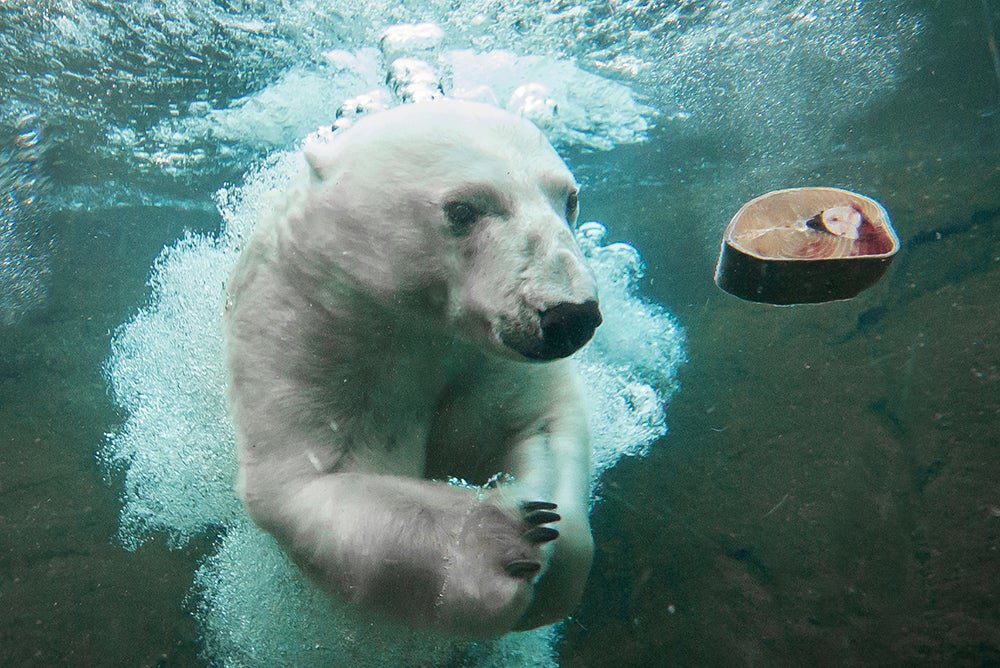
(569, 4, 1000, 663)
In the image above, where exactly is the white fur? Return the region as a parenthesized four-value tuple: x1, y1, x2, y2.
(224, 100, 596, 638)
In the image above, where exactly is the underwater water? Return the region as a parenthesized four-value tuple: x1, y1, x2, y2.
(1, 0, 998, 665)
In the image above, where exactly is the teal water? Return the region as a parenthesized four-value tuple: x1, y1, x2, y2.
(2, 1, 998, 665)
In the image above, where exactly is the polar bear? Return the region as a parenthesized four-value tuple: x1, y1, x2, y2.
(223, 100, 601, 639)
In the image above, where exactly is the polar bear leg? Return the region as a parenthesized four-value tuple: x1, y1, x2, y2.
(422, 365, 596, 631)
(505, 407, 595, 630)
(249, 471, 559, 638)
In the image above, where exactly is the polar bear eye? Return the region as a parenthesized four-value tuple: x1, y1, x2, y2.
(566, 191, 579, 222)
(444, 202, 482, 235)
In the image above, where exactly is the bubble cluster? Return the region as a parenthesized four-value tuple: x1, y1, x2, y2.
(194, 521, 561, 667)
(101, 233, 242, 547)
(575, 223, 687, 479)
(150, 34, 653, 160)
(102, 150, 305, 548)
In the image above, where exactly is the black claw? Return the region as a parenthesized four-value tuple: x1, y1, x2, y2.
(523, 500, 558, 512)
(505, 559, 542, 579)
(524, 526, 560, 544)
(525, 510, 561, 526)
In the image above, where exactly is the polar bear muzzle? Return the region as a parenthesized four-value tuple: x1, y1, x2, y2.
(504, 298, 602, 361)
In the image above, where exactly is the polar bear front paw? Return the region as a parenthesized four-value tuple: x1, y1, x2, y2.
(436, 495, 562, 635)
(504, 500, 561, 579)
(458, 498, 561, 579)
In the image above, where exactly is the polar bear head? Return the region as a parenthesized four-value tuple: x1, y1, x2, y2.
(298, 100, 601, 361)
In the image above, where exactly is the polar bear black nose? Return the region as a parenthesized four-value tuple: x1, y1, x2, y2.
(537, 300, 602, 359)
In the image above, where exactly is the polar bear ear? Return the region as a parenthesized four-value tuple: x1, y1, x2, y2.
(303, 136, 340, 181)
